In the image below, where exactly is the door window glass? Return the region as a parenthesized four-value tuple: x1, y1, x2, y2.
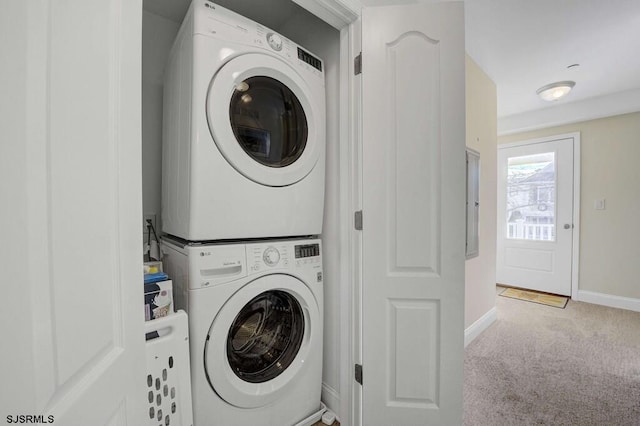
(229, 76, 308, 168)
(227, 290, 305, 383)
(506, 152, 556, 241)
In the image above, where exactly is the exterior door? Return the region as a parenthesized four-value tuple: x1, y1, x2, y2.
(361, 2, 465, 425)
(497, 136, 576, 296)
(1, 0, 146, 424)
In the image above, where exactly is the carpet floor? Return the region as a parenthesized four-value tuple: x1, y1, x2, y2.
(464, 286, 640, 426)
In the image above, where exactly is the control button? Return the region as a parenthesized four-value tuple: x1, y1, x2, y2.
(263, 247, 280, 266)
(266, 33, 283, 51)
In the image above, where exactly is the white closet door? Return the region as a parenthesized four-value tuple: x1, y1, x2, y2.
(1, 1, 146, 424)
(361, 2, 465, 425)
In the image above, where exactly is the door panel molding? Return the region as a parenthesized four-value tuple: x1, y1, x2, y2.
(386, 30, 441, 277)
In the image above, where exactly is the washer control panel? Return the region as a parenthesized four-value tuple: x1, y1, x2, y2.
(246, 240, 321, 273)
(263, 246, 281, 266)
(249, 244, 290, 272)
(294, 243, 321, 267)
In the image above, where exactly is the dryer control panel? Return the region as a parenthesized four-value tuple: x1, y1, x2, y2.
(297, 48, 322, 72)
(193, 1, 324, 80)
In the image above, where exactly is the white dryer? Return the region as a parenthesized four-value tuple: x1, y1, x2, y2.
(161, 236, 323, 426)
(162, 1, 326, 241)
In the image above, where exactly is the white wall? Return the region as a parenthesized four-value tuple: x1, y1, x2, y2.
(142, 11, 179, 233)
(464, 55, 498, 341)
(499, 112, 640, 303)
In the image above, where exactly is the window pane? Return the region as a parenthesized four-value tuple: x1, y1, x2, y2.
(226, 290, 304, 383)
(506, 152, 555, 241)
(229, 76, 308, 168)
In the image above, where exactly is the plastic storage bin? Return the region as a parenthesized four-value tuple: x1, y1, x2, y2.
(145, 311, 193, 426)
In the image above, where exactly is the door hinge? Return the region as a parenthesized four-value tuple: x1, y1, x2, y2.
(354, 52, 362, 75)
(355, 364, 363, 385)
(354, 210, 363, 230)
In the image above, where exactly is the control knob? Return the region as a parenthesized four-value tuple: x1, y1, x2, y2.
(263, 247, 280, 266)
(266, 33, 283, 51)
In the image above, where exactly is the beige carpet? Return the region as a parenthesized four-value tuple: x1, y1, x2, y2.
(499, 287, 569, 308)
(464, 286, 640, 425)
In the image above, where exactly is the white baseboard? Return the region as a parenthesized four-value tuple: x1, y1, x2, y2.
(321, 383, 340, 420)
(576, 290, 640, 313)
(464, 307, 497, 347)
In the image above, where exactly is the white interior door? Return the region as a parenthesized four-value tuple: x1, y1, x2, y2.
(497, 136, 576, 296)
(1, 1, 147, 424)
(361, 2, 465, 425)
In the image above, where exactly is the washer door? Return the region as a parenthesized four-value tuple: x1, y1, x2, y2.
(206, 53, 321, 187)
(204, 274, 320, 408)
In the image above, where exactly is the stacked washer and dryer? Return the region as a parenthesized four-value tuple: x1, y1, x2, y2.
(160, 2, 327, 425)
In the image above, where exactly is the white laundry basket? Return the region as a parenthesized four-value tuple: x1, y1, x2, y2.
(145, 310, 193, 426)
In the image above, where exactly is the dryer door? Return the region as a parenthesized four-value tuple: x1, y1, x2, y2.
(204, 274, 320, 408)
(206, 53, 323, 187)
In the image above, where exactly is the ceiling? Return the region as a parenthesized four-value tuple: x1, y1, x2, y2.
(144, 0, 640, 131)
(465, 0, 640, 119)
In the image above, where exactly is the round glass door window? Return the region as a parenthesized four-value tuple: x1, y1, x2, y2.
(227, 290, 305, 383)
(229, 76, 308, 168)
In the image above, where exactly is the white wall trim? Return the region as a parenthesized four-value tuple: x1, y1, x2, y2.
(498, 88, 640, 136)
(337, 15, 361, 426)
(464, 307, 497, 347)
(576, 290, 640, 313)
(571, 135, 581, 301)
(498, 131, 580, 150)
(293, 0, 361, 29)
(322, 383, 342, 420)
(343, 16, 363, 426)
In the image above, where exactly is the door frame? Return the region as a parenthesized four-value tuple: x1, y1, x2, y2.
(498, 132, 581, 300)
(286, 1, 362, 425)
(339, 17, 363, 426)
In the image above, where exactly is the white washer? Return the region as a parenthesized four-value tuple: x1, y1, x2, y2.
(162, 1, 326, 241)
(162, 236, 323, 426)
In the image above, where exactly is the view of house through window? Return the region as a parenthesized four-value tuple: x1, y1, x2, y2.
(506, 152, 556, 241)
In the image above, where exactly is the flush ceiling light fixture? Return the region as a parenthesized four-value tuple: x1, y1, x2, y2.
(536, 81, 576, 101)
